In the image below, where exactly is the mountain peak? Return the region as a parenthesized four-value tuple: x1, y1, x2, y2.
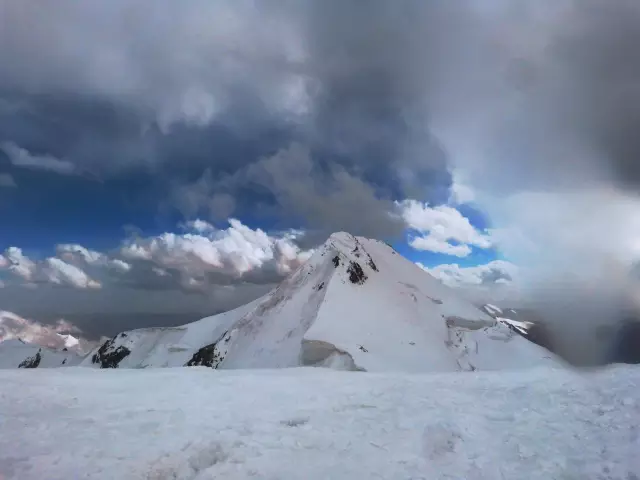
(81, 233, 558, 372)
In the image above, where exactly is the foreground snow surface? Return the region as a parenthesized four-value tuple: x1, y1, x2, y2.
(2, 367, 639, 480)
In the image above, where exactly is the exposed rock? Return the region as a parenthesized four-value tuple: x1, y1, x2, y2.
(316, 282, 325, 291)
(347, 261, 367, 285)
(186, 343, 221, 367)
(367, 258, 378, 272)
(18, 350, 41, 369)
(92, 337, 131, 369)
(358, 345, 368, 353)
(186, 331, 230, 368)
(332, 255, 340, 268)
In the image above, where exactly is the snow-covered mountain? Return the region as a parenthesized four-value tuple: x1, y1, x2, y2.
(0, 339, 83, 368)
(83, 232, 557, 372)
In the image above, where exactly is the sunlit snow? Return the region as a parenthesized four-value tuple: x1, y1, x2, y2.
(1, 366, 638, 479)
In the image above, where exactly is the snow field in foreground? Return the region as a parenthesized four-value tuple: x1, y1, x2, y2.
(2, 366, 639, 479)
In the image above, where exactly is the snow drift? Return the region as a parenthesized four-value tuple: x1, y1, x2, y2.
(80, 232, 557, 372)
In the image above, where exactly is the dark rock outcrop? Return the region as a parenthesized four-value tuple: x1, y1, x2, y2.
(187, 344, 224, 368)
(18, 350, 42, 369)
(92, 336, 131, 369)
(367, 257, 378, 272)
(332, 255, 341, 268)
(347, 261, 367, 285)
(186, 331, 230, 368)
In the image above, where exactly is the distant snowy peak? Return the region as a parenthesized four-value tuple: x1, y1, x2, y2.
(58, 333, 80, 349)
(0, 338, 83, 369)
(82, 232, 559, 373)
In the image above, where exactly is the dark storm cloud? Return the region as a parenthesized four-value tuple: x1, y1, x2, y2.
(0, 0, 465, 239)
(2, 1, 639, 197)
(428, 0, 640, 194)
(549, 0, 640, 189)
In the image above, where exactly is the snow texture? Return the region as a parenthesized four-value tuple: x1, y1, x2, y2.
(0, 339, 81, 369)
(79, 232, 558, 373)
(1, 365, 638, 479)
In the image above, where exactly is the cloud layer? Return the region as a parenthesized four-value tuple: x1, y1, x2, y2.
(2, 1, 640, 347)
(1, 219, 313, 293)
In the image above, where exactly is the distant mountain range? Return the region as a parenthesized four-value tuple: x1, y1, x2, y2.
(5, 231, 637, 371)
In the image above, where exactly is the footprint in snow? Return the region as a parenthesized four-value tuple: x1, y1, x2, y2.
(281, 416, 310, 427)
(422, 421, 463, 461)
(146, 441, 227, 480)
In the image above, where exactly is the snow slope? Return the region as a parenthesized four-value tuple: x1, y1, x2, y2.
(0, 339, 82, 368)
(82, 232, 558, 372)
(1, 366, 638, 479)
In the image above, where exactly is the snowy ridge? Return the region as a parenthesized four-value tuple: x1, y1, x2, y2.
(0, 339, 82, 369)
(81, 232, 558, 372)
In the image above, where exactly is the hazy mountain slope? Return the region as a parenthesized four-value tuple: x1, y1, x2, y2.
(80, 232, 558, 372)
(81, 296, 265, 369)
(0, 339, 82, 368)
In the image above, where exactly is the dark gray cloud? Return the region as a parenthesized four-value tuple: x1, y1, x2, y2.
(241, 143, 405, 240)
(0, 283, 273, 339)
(550, 0, 640, 189)
(430, 0, 640, 194)
(0, 0, 461, 239)
(2, 1, 639, 196)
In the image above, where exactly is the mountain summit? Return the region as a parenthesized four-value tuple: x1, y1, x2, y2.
(81, 232, 556, 372)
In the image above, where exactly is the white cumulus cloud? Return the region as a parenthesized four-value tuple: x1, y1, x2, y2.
(57, 244, 131, 272)
(3, 247, 36, 281)
(419, 260, 518, 288)
(399, 200, 491, 258)
(121, 218, 313, 283)
(43, 258, 101, 289)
